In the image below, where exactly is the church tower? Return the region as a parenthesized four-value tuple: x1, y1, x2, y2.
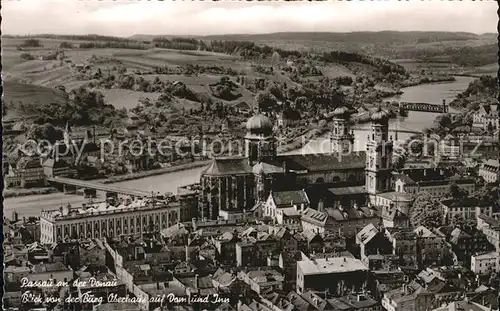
(245, 112, 276, 165)
(330, 106, 355, 154)
(365, 107, 393, 201)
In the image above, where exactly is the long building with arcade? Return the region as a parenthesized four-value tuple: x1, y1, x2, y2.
(40, 197, 181, 244)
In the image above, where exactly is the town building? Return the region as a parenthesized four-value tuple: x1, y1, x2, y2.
(238, 268, 284, 295)
(5, 156, 46, 188)
(414, 226, 449, 267)
(39, 198, 181, 244)
(476, 213, 500, 252)
(263, 189, 309, 227)
(42, 158, 76, 178)
(441, 198, 493, 224)
(478, 159, 499, 183)
(394, 169, 475, 199)
(296, 256, 369, 295)
(356, 223, 393, 264)
(471, 251, 500, 275)
(301, 205, 379, 237)
(473, 104, 499, 135)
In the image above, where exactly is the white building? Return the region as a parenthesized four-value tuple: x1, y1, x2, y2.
(479, 159, 499, 183)
(40, 198, 181, 244)
(441, 199, 493, 224)
(263, 190, 309, 227)
(471, 251, 500, 275)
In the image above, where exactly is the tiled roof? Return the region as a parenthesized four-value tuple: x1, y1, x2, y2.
(298, 257, 368, 275)
(201, 157, 252, 176)
(281, 152, 366, 172)
(16, 157, 42, 170)
(377, 191, 413, 202)
(477, 214, 500, 227)
(328, 186, 367, 196)
(381, 206, 409, 221)
(301, 208, 328, 226)
(253, 161, 284, 175)
(272, 190, 309, 206)
(200, 152, 366, 176)
(326, 206, 376, 221)
(33, 262, 70, 273)
(356, 223, 379, 245)
(414, 226, 437, 238)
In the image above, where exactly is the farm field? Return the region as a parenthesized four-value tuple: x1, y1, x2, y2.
(99, 89, 162, 110)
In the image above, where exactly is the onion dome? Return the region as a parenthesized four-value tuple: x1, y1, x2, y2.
(246, 114, 273, 135)
(332, 106, 351, 119)
(371, 106, 389, 123)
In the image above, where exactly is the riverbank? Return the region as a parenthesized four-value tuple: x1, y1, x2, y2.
(4, 187, 59, 199)
(403, 76, 456, 87)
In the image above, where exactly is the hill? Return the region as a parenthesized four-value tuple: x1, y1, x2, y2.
(3, 80, 69, 121)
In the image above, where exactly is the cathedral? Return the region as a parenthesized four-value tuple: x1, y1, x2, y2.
(198, 106, 397, 220)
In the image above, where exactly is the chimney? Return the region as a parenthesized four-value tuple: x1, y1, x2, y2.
(282, 161, 287, 173)
(185, 245, 190, 262)
(192, 218, 197, 231)
(156, 281, 160, 290)
(194, 274, 199, 289)
(12, 211, 18, 222)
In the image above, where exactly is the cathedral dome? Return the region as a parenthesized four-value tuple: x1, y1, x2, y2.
(371, 107, 389, 123)
(332, 106, 351, 118)
(246, 114, 273, 135)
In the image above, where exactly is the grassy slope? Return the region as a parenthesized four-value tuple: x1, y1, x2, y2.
(3, 80, 68, 121)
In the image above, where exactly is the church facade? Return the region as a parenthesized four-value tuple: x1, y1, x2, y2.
(199, 106, 395, 220)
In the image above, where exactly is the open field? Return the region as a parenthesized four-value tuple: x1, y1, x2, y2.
(99, 89, 162, 110)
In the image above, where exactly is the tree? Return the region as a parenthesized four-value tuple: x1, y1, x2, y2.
(450, 214, 474, 231)
(271, 51, 281, 66)
(410, 192, 444, 228)
(446, 181, 469, 200)
(255, 91, 278, 113)
(59, 41, 74, 48)
(26, 123, 64, 144)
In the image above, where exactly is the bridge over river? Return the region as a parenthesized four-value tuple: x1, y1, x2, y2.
(386, 100, 448, 113)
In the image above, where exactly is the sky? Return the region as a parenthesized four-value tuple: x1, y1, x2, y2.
(2, 0, 497, 37)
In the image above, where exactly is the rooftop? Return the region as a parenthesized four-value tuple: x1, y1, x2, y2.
(472, 251, 499, 260)
(298, 257, 368, 275)
(33, 262, 71, 273)
(41, 198, 177, 221)
(271, 190, 309, 207)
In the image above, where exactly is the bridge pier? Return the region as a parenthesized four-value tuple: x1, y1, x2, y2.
(63, 185, 77, 194)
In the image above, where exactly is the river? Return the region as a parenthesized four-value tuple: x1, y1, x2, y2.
(4, 76, 475, 217)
